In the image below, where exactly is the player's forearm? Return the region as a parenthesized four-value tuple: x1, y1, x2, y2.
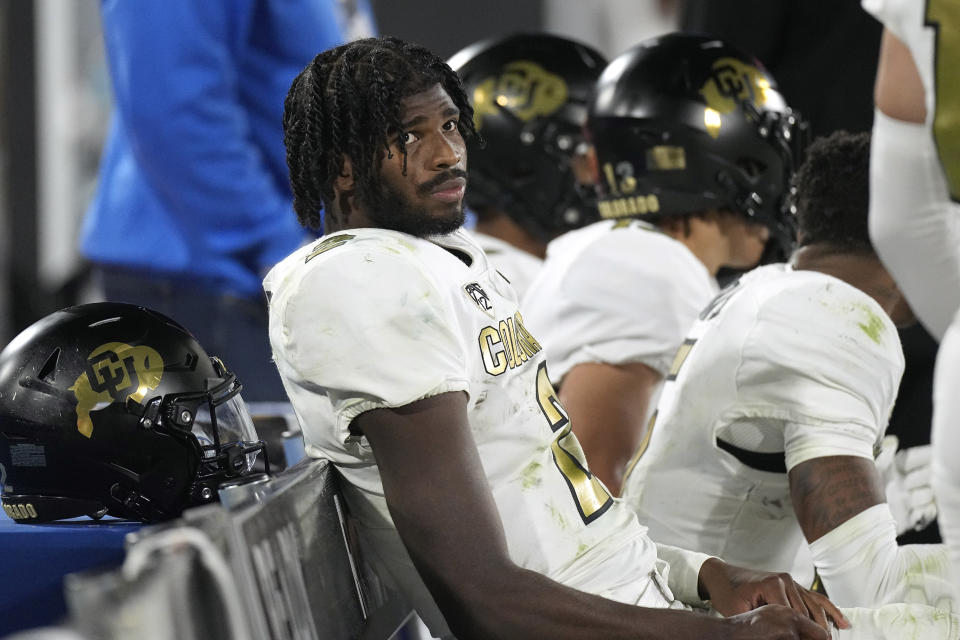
(432, 564, 728, 640)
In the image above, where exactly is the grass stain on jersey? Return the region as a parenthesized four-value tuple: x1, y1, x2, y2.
(547, 502, 570, 530)
(901, 550, 953, 608)
(396, 238, 417, 252)
(520, 460, 542, 489)
(856, 304, 887, 345)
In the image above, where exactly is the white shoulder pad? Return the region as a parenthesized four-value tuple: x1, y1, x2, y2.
(736, 273, 904, 434)
(267, 231, 469, 428)
(526, 222, 716, 379)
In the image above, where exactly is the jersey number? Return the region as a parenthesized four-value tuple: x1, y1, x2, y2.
(535, 362, 613, 524)
(926, 0, 960, 200)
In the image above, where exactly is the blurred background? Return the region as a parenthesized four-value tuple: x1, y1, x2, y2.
(0, 0, 682, 347)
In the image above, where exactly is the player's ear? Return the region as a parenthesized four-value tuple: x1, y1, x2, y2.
(336, 155, 355, 193)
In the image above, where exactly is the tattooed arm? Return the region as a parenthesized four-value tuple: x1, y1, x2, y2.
(790, 455, 953, 608)
(789, 455, 886, 543)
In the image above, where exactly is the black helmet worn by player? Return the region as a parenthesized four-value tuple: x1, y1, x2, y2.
(449, 33, 607, 242)
(587, 32, 809, 258)
(0, 302, 267, 524)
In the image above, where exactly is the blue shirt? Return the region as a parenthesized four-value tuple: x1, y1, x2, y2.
(83, 0, 375, 297)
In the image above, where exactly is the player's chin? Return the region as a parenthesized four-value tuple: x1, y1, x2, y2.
(428, 202, 466, 234)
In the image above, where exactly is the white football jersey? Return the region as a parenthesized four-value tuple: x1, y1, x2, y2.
(264, 227, 672, 637)
(622, 264, 904, 585)
(523, 219, 718, 383)
(468, 230, 544, 300)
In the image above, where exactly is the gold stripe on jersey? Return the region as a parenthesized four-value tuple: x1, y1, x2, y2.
(479, 312, 542, 376)
(666, 338, 698, 381)
(535, 362, 613, 523)
(304, 234, 356, 263)
(536, 363, 569, 431)
(622, 409, 659, 484)
(553, 432, 613, 520)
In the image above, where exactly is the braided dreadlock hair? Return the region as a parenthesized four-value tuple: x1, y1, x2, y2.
(283, 36, 480, 231)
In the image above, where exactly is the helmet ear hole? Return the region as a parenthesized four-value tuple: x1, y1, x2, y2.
(36, 348, 61, 383)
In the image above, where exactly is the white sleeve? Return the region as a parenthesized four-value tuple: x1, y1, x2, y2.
(932, 310, 960, 592)
(869, 109, 960, 340)
(783, 419, 877, 473)
(835, 603, 959, 640)
(654, 543, 713, 608)
(548, 233, 713, 378)
(808, 504, 955, 609)
(275, 246, 470, 431)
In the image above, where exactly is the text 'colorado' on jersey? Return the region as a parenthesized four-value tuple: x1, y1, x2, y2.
(477, 309, 542, 376)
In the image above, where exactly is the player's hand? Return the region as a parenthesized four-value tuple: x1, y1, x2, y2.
(724, 604, 833, 640)
(698, 558, 849, 632)
(876, 435, 937, 534)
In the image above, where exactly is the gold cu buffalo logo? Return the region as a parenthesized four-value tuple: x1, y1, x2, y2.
(471, 61, 568, 130)
(699, 57, 773, 138)
(69, 342, 164, 438)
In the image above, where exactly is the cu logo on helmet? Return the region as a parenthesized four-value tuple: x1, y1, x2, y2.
(69, 342, 165, 439)
(472, 61, 568, 129)
(699, 57, 770, 114)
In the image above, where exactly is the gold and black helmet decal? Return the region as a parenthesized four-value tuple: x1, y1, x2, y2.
(69, 342, 164, 438)
(471, 60, 568, 130)
(699, 57, 773, 139)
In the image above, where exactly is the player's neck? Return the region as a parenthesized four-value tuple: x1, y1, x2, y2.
(663, 217, 726, 277)
(474, 210, 547, 258)
(791, 245, 880, 280)
(325, 197, 373, 234)
(792, 245, 907, 320)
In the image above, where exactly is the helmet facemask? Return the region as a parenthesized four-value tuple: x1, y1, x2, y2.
(131, 357, 268, 511)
